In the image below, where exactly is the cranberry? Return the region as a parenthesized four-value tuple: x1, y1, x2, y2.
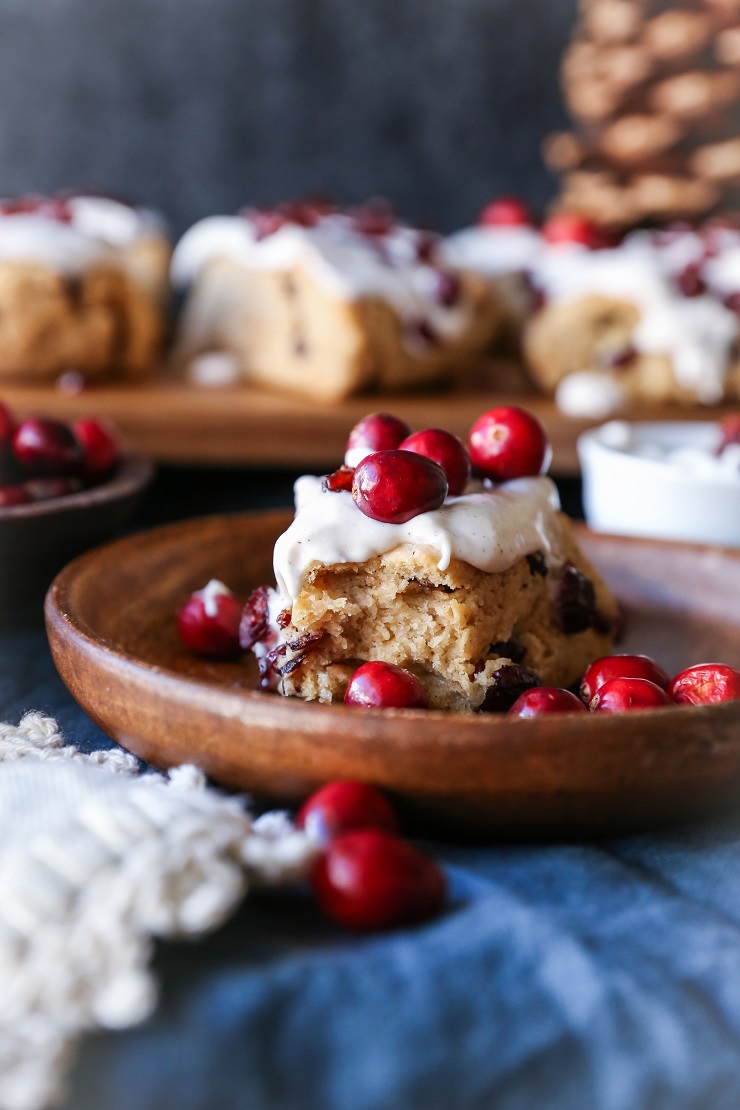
(478, 663, 542, 713)
(590, 677, 673, 712)
(352, 450, 447, 524)
(243, 207, 288, 240)
(580, 654, 670, 704)
(668, 663, 740, 706)
(542, 213, 606, 249)
(468, 406, 550, 482)
(508, 687, 588, 717)
(676, 262, 706, 298)
(24, 477, 81, 502)
(717, 413, 740, 455)
(239, 585, 271, 649)
(0, 195, 72, 223)
(345, 413, 412, 467)
(415, 232, 438, 263)
(311, 829, 446, 931)
(344, 661, 429, 709)
(435, 271, 461, 307)
(296, 781, 399, 843)
(177, 580, 242, 658)
(73, 419, 120, 480)
(12, 418, 84, 476)
(0, 484, 31, 508)
(399, 428, 471, 496)
(0, 402, 13, 443)
(349, 199, 396, 237)
(479, 195, 535, 228)
(322, 465, 355, 493)
(723, 292, 740, 315)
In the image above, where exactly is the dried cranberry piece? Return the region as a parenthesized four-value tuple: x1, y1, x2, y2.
(478, 663, 542, 713)
(435, 271, 461, 307)
(676, 262, 706, 298)
(598, 345, 637, 370)
(723, 292, 740, 315)
(322, 465, 355, 493)
(553, 562, 598, 635)
(350, 199, 396, 237)
(526, 551, 548, 577)
(239, 586, 271, 649)
(489, 640, 526, 664)
(276, 607, 292, 629)
(408, 319, 440, 347)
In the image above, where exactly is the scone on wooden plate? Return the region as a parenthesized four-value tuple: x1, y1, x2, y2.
(240, 408, 618, 713)
(171, 199, 504, 401)
(0, 193, 170, 383)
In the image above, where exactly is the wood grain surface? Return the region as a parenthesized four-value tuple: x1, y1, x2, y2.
(45, 510, 740, 839)
(4, 368, 735, 475)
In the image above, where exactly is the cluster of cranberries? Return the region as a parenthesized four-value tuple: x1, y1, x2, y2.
(0, 400, 120, 508)
(297, 779, 446, 931)
(337, 405, 550, 527)
(241, 197, 401, 242)
(0, 193, 74, 223)
(477, 194, 614, 251)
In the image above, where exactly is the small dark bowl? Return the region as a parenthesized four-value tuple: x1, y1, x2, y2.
(0, 455, 155, 622)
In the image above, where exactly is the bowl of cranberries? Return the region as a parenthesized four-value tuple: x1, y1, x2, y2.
(0, 400, 154, 616)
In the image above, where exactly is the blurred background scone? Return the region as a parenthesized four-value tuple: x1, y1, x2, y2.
(0, 194, 170, 383)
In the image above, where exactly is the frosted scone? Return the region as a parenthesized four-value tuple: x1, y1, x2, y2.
(171, 199, 503, 401)
(240, 409, 618, 712)
(0, 193, 170, 382)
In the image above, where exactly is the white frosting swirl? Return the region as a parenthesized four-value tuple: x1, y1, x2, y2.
(274, 474, 563, 602)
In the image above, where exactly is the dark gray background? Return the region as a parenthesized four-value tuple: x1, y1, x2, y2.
(0, 0, 576, 235)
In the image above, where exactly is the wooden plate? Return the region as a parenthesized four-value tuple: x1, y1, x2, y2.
(4, 370, 736, 476)
(45, 511, 740, 839)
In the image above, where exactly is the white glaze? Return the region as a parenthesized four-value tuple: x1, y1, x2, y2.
(171, 214, 471, 343)
(187, 351, 242, 387)
(67, 196, 165, 246)
(273, 474, 563, 602)
(197, 579, 233, 618)
(555, 371, 627, 419)
(441, 225, 541, 276)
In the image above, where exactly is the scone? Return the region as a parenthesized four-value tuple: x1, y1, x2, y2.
(0, 193, 170, 383)
(171, 199, 504, 401)
(240, 411, 618, 713)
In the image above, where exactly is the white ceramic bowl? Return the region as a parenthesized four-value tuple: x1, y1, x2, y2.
(578, 420, 740, 547)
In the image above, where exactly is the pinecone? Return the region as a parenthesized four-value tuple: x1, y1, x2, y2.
(545, 0, 740, 230)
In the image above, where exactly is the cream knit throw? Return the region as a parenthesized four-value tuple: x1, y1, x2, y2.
(0, 713, 317, 1110)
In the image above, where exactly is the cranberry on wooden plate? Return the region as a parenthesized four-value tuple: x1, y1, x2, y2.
(508, 687, 588, 717)
(345, 413, 412, 467)
(468, 406, 550, 482)
(352, 450, 447, 524)
(668, 663, 740, 706)
(589, 677, 673, 712)
(399, 428, 471, 496)
(296, 781, 399, 842)
(177, 580, 242, 658)
(12, 418, 84, 476)
(478, 195, 534, 228)
(345, 661, 429, 710)
(311, 829, 446, 931)
(580, 654, 670, 704)
(73, 419, 120, 479)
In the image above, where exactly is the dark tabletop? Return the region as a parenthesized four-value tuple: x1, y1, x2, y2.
(5, 467, 740, 1110)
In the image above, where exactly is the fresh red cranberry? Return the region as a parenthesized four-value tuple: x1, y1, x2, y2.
(0, 484, 31, 508)
(434, 271, 461, 307)
(479, 195, 534, 228)
(345, 661, 429, 709)
(399, 428, 471, 496)
(311, 829, 446, 931)
(668, 663, 740, 706)
(322, 465, 355, 493)
(177, 580, 242, 658)
(542, 213, 605, 249)
(352, 450, 447, 524)
(12, 418, 84, 476)
(468, 406, 550, 482)
(676, 262, 706, 298)
(24, 477, 82, 502)
(717, 413, 740, 455)
(345, 413, 412, 466)
(73, 419, 120, 480)
(508, 687, 588, 717)
(580, 654, 670, 704)
(296, 781, 399, 843)
(590, 677, 673, 712)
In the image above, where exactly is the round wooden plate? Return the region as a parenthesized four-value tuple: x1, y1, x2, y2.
(46, 511, 740, 839)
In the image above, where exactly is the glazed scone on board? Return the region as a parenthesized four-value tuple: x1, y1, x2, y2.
(240, 411, 618, 713)
(0, 193, 170, 383)
(171, 200, 504, 402)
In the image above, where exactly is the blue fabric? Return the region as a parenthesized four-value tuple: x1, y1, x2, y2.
(3, 468, 739, 1109)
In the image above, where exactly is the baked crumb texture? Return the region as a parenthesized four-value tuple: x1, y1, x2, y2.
(176, 258, 503, 402)
(524, 294, 740, 404)
(0, 242, 169, 382)
(268, 512, 618, 712)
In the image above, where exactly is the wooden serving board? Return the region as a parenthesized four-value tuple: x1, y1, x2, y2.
(3, 367, 735, 475)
